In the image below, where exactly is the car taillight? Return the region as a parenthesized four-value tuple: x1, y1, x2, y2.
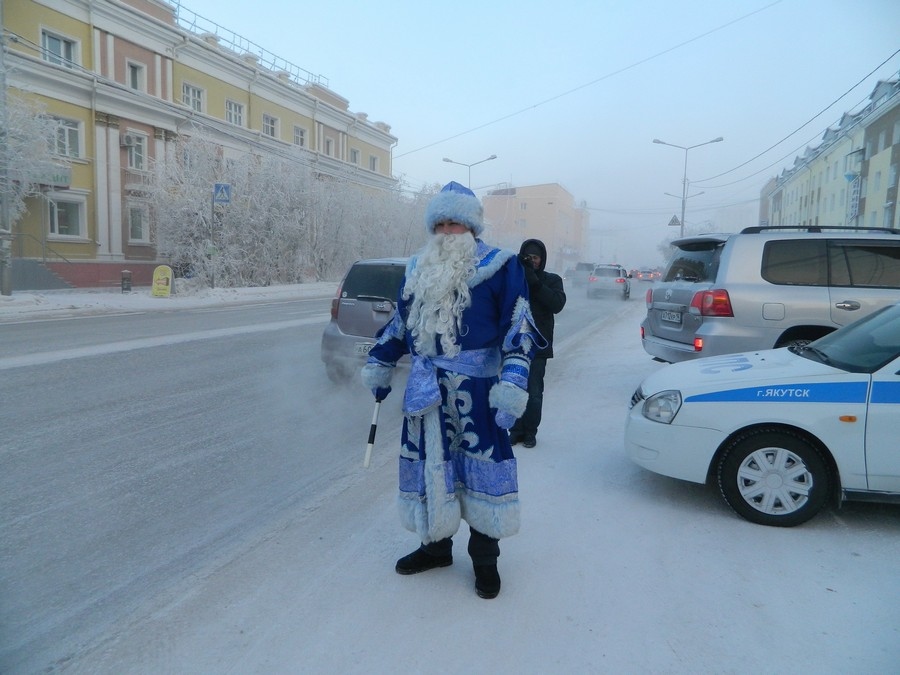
(616, 278, 625, 284)
(330, 282, 344, 320)
(693, 337, 703, 351)
(588, 276, 596, 282)
(690, 289, 733, 317)
(645, 288, 653, 307)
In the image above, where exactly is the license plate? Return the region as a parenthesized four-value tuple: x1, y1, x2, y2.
(660, 310, 682, 324)
(355, 342, 374, 356)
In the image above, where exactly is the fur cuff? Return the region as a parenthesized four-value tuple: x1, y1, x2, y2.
(361, 363, 394, 389)
(489, 381, 528, 417)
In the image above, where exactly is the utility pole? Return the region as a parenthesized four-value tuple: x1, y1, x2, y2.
(0, 28, 13, 295)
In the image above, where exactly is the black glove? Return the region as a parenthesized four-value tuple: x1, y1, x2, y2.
(519, 254, 539, 286)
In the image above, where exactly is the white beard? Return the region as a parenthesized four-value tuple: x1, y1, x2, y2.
(403, 233, 477, 357)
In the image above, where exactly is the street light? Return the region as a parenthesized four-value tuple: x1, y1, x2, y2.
(442, 154, 497, 188)
(653, 136, 723, 237)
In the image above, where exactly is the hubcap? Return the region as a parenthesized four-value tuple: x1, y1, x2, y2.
(736, 447, 812, 515)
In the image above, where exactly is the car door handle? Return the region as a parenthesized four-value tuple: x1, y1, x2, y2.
(835, 300, 861, 311)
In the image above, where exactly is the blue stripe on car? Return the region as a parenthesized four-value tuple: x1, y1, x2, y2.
(685, 382, 868, 403)
(871, 381, 900, 404)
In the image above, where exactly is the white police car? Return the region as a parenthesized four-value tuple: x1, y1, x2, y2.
(626, 303, 900, 526)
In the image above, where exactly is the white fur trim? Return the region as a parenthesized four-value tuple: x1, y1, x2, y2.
(489, 381, 529, 417)
(361, 363, 394, 389)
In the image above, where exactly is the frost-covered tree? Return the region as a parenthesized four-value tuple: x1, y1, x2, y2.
(148, 130, 436, 286)
(0, 89, 68, 233)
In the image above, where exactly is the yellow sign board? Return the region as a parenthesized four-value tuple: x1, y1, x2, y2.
(152, 265, 173, 298)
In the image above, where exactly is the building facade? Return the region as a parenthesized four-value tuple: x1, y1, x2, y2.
(3, 0, 397, 288)
(482, 183, 588, 273)
(762, 76, 899, 232)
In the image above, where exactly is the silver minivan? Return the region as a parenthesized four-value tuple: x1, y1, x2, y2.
(641, 226, 900, 363)
(320, 257, 407, 382)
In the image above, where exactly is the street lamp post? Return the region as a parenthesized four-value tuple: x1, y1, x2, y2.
(652, 137, 723, 237)
(442, 154, 497, 188)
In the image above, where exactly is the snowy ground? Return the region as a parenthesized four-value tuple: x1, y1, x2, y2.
(0, 280, 339, 322)
(4, 284, 899, 673)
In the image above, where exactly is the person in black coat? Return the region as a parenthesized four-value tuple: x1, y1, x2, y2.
(510, 238, 566, 447)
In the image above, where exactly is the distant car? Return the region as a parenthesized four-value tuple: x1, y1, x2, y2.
(587, 264, 630, 300)
(320, 257, 407, 383)
(565, 262, 596, 287)
(636, 269, 657, 282)
(641, 226, 900, 363)
(626, 303, 900, 526)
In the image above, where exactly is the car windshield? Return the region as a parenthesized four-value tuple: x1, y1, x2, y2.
(797, 304, 900, 373)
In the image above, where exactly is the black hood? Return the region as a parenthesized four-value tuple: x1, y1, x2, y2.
(519, 238, 548, 272)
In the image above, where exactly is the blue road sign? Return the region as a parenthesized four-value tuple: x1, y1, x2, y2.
(213, 183, 231, 204)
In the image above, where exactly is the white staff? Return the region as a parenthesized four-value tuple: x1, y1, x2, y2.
(363, 398, 382, 468)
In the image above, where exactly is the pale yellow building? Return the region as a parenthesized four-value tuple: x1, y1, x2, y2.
(482, 183, 588, 273)
(763, 77, 899, 231)
(3, 0, 397, 288)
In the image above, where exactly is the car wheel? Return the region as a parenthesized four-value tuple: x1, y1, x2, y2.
(716, 428, 831, 527)
(325, 362, 352, 384)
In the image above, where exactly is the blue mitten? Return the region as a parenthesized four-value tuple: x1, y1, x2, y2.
(495, 410, 517, 429)
(362, 362, 394, 400)
(489, 380, 529, 430)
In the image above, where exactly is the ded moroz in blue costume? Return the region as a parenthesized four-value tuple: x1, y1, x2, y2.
(362, 181, 545, 599)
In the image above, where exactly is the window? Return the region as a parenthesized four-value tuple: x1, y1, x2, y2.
(761, 240, 827, 286)
(324, 138, 334, 156)
(126, 134, 147, 170)
(226, 100, 244, 126)
(368, 155, 378, 172)
(42, 30, 76, 67)
(182, 83, 203, 112)
(127, 62, 145, 91)
(55, 118, 80, 158)
(520, 202, 527, 211)
(48, 193, 85, 237)
(263, 114, 278, 138)
(349, 148, 360, 165)
(128, 202, 150, 242)
(829, 243, 900, 287)
(293, 126, 306, 147)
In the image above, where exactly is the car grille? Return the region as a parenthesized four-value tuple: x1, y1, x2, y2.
(630, 387, 645, 409)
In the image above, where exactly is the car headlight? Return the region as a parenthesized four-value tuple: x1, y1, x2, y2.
(642, 390, 682, 424)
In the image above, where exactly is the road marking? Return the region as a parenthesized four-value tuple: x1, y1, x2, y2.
(0, 315, 329, 370)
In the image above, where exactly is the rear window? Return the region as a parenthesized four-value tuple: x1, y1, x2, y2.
(593, 268, 621, 278)
(341, 263, 405, 301)
(575, 262, 594, 271)
(663, 245, 721, 282)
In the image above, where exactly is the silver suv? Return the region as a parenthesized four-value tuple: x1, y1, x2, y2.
(320, 257, 407, 382)
(587, 264, 631, 300)
(641, 226, 900, 362)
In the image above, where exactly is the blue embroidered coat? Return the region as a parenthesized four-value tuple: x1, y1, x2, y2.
(365, 241, 543, 543)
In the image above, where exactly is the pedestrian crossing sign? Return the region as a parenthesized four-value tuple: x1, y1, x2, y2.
(668, 215, 681, 228)
(213, 183, 231, 204)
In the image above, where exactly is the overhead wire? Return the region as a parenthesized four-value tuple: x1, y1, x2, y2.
(393, 0, 784, 160)
(695, 49, 900, 187)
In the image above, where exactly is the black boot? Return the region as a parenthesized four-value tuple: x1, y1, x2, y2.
(395, 540, 453, 575)
(468, 528, 501, 598)
(474, 564, 501, 599)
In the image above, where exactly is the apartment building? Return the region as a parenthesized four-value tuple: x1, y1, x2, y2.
(482, 183, 588, 273)
(3, 0, 397, 289)
(762, 75, 899, 231)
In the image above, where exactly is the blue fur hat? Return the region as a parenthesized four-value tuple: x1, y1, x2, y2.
(425, 181, 484, 236)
